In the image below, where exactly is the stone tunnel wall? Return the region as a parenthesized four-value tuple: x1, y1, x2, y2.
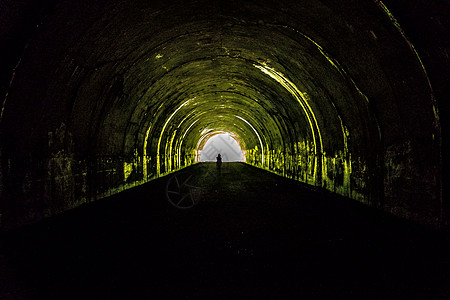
(0, 152, 196, 231)
(245, 138, 440, 228)
(0, 123, 199, 230)
(246, 147, 364, 203)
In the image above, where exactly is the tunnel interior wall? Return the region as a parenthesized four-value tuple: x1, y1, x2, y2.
(0, 145, 196, 231)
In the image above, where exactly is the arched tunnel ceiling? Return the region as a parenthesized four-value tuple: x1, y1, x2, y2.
(0, 0, 447, 229)
(3, 0, 434, 156)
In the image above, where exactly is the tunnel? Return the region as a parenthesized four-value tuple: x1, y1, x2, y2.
(1, 0, 450, 298)
(0, 1, 448, 231)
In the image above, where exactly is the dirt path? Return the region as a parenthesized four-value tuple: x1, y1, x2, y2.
(1, 162, 449, 299)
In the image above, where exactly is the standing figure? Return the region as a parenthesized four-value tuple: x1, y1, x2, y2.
(216, 153, 222, 175)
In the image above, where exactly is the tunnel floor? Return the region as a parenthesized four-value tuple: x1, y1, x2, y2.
(1, 162, 449, 299)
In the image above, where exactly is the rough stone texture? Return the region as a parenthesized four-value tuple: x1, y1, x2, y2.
(0, 0, 447, 230)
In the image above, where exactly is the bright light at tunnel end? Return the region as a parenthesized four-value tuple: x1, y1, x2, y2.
(197, 132, 245, 162)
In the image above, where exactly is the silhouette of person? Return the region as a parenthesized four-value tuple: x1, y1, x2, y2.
(216, 153, 222, 175)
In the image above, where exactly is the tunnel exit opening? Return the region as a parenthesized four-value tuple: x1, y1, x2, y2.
(197, 132, 245, 162)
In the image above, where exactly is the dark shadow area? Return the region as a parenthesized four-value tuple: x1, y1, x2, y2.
(1, 162, 449, 299)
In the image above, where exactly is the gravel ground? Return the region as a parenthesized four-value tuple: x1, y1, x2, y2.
(1, 162, 449, 299)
